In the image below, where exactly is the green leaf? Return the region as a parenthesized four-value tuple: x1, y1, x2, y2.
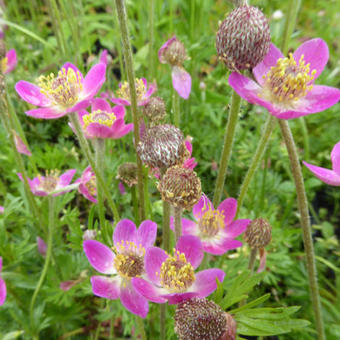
(2, 331, 25, 340)
(229, 293, 271, 314)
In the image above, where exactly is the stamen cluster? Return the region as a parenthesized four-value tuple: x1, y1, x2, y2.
(198, 209, 225, 237)
(117, 78, 146, 102)
(83, 110, 116, 129)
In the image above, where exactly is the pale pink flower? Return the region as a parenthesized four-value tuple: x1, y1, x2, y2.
(1, 49, 17, 74)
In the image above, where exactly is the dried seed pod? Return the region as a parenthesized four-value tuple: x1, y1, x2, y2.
(243, 218, 272, 248)
(116, 162, 138, 187)
(158, 165, 201, 210)
(159, 36, 187, 66)
(216, 5, 270, 71)
(137, 124, 185, 169)
(141, 96, 166, 125)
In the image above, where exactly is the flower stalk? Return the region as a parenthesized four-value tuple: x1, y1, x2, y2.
(173, 90, 180, 127)
(174, 206, 182, 242)
(136, 316, 147, 340)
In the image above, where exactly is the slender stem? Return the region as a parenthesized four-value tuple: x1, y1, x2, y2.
(136, 316, 147, 340)
(30, 196, 55, 336)
(213, 91, 241, 207)
(173, 91, 180, 127)
(162, 201, 170, 253)
(160, 304, 166, 340)
(69, 114, 120, 222)
(148, 0, 155, 79)
(114, 0, 145, 221)
(248, 248, 257, 272)
(95, 139, 106, 231)
(278, 119, 325, 340)
(174, 207, 182, 242)
(131, 185, 140, 225)
(236, 115, 276, 216)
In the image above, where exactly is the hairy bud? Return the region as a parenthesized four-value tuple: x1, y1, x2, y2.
(159, 36, 187, 66)
(142, 96, 166, 125)
(116, 162, 138, 187)
(243, 218, 272, 248)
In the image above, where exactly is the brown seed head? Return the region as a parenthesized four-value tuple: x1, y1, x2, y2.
(163, 38, 187, 66)
(243, 218, 272, 248)
(142, 96, 166, 125)
(216, 5, 270, 71)
(116, 162, 138, 187)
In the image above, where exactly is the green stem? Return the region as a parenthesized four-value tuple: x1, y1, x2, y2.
(148, 0, 155, 79)
(248, 248, 257, 272)
(174, 207, 182, 242)
(213, 91, 241, 207)
(136, 316, 147, 340)
(114, 0, 145, 221)
(95, 139, 106, 232)
(131, 185, 140, 225)
(236, 115, 276, 216)
(173, 90, 180, 127)
(162, 201, 170, 253)
(69, 114, 120, 222)
(278, 119, 325, 340)
(29, 196, 55, 337)
(160, 304, 166, 340)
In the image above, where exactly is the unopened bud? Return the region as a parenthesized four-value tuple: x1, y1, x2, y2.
(142, 96, 166, 125)
(116, 162, 138, 187)
(159, 36, 187, 66)
(243, 218, 272, 248)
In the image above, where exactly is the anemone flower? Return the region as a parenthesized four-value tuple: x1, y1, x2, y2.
(158, 36, 191, 99)
(83, 219, 158, 318)
(75, 166, 97, 203)
(15, 62, 106, 119)
(0, 257, 6, 306)
(132, 235, 225, 305)
(1, 49, 17, 74)
(111, 78, 157, 106)
(303, 141, 340, 186)
(171, 195, 251, 255)
(75, 98, 133, 139)
(229, 38, 340, 119)
(18, 169, 76, 196)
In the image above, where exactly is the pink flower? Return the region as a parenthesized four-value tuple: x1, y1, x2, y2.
(15, 62, 106, 119)
(60, 280, 78, 291)
(1, 49, 17, 74)
(18, 169, 76, 196)
(0, 206, 4, 214)
(111, 78, 157, 106)
(37, 237, 47, 256)
(132, 235, 225, 305)
(171, 195, 251, 255)
(14, 132, 31, 156)
(118, 182, 126, 195)
(75, 99, 133, 139)
(183, 138, 197, 170)
(83, 219, 158, 318)
(0, 257, 6, 306)
(75, 166, 97, 203)
(229, 39, 340, 119)
(303, 140, 340, 186)
(158, 36, 191, 99)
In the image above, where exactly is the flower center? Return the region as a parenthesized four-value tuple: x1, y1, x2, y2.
(38, 170, 60, 193)
(198, 209, 225, 237)
(261, 53, 316, 105)
(1, 57, 7, 73)
(82, 110, 116, 129)
(38, 67, 82, 108)
(116, 78, 146, 102)
(85, 176, 96, 196)
(158, 249, 195, 292)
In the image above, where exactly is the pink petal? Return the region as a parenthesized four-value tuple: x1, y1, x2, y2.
(83, 240, 116, 274)
(253, 44, 284, 86)
(185, 140, 193, 155)
(61, 62, 84, 81)
(172, 66, 191, 99)
(171, 217, 197, 235)
(331, 141, 340, 175)
(111, 98, 131, 106)
(0, 277, 6, 305)
(136, 220, 157, 249)
(175, 235, 203, 269)
(257, 248, 267, 273)
(113, 219, 137, 248)
(145, 247, 168, 284)
(60, 280, 78, 291)
(112, 105, 125, 119)
(15, 81, 50, 107)
(303, 161, 340, 186)
(143, 81, 157, 100)
(0, 206, 4, 214)
(37, 237, 47, 256)
(14, 133, 31, 156)
(217, 198, 237, 226)
(82, 63, 106, 99)
(111, 122, 133, 139)
(120, 282, 149, 318)
(67, 99, 91, 113)
(202, 238, 242, 255)
(58, 169, 76, 186)
(158, 36, 177, 63)
(131, 277, 167, 303)
(91, 275, 120, 299)
(191, 269, 225, 298)
(99, 50, 108, 65)
(4, 49, 17, 74)
(86, 123, 115, 139)
(91, 98, 111, 113)
(224, 219, 251, 238)
(193, 194, 212, 220)
(118, 182, 126, 195)
(26, 107, 66, 119)
(161, 292, 198, 305)
(293, 38, 329, 80)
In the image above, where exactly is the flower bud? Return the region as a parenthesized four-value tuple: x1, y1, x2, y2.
(142, 96, 166, 125)
(159, 36, 187, 66)
(175, 298, 236, 340)
(243, 218, 272, 248)
(216, 5, 270, 71)
(116, 162, 138, 187)
(137, 124, 185, 169)
(158, 165, 201, 210)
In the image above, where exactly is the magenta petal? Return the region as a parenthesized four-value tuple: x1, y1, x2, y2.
(82, 63, 106, 99)
(175, 235, 203, 269)
(26, 107, 66, 119)
(145, 247, 168, 284)
(91, 98, 111, 112)
(120, 282, 149, 318)
(91, 275, 120, 299)
(86, 123, 115, 139)
(132, 278, 167, 303)
(111, 122, 133, 138)
(15, 81, 50, 107)
(202, 238, 242, 255)
(111, 98, 131, 106)
(253, 44, 284, 85)
(257, 249, 267, 273)
(0, 277, 6, 305)
(119, 182, 126, 195)
(172, 66, 191, 99)
(83, 240, 116, 274)
(293, 38, 329, 80)
(99, 50, 108, 65)
(217, 198, 237, 226)
(136, 220, 157, 249)
(193, 194, 212, 220)
(113, 219, 137, 248)
(331, 141, 340, 175)
(303, 161, 340, 186)
(225, 219, 251, 238)
(58, 169, 76, 186)
(191, 269, 225, 298)
(4, 49, 17, 74)
(112, 105, 125, 119)
(158, 36, 177, 63)
(68, 99, 91, 113)
(177, 218, 197, 235)
(37, 236, 47, 256)
(161, 292, 198, 305)
(62, 62, 84, 81)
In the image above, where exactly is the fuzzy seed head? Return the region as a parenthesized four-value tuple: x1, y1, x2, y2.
(163, 38, 187, 66)
(158, 166, 201, 210)
(137, 124, 185, 169)
(142, 96, 166, 125)
(216, 5, 270, 71)
(244, 218, 272, 248)
(116, 162, 138, 187)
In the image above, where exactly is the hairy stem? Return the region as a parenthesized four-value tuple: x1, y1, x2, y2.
(95, 139, 106, 235)
(174, 206, 182, 242)
(148, 0, 155, 79)
(248, 248, 257, 272)
(136, 316, 147, 340)
(173, 91, 180, 127)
